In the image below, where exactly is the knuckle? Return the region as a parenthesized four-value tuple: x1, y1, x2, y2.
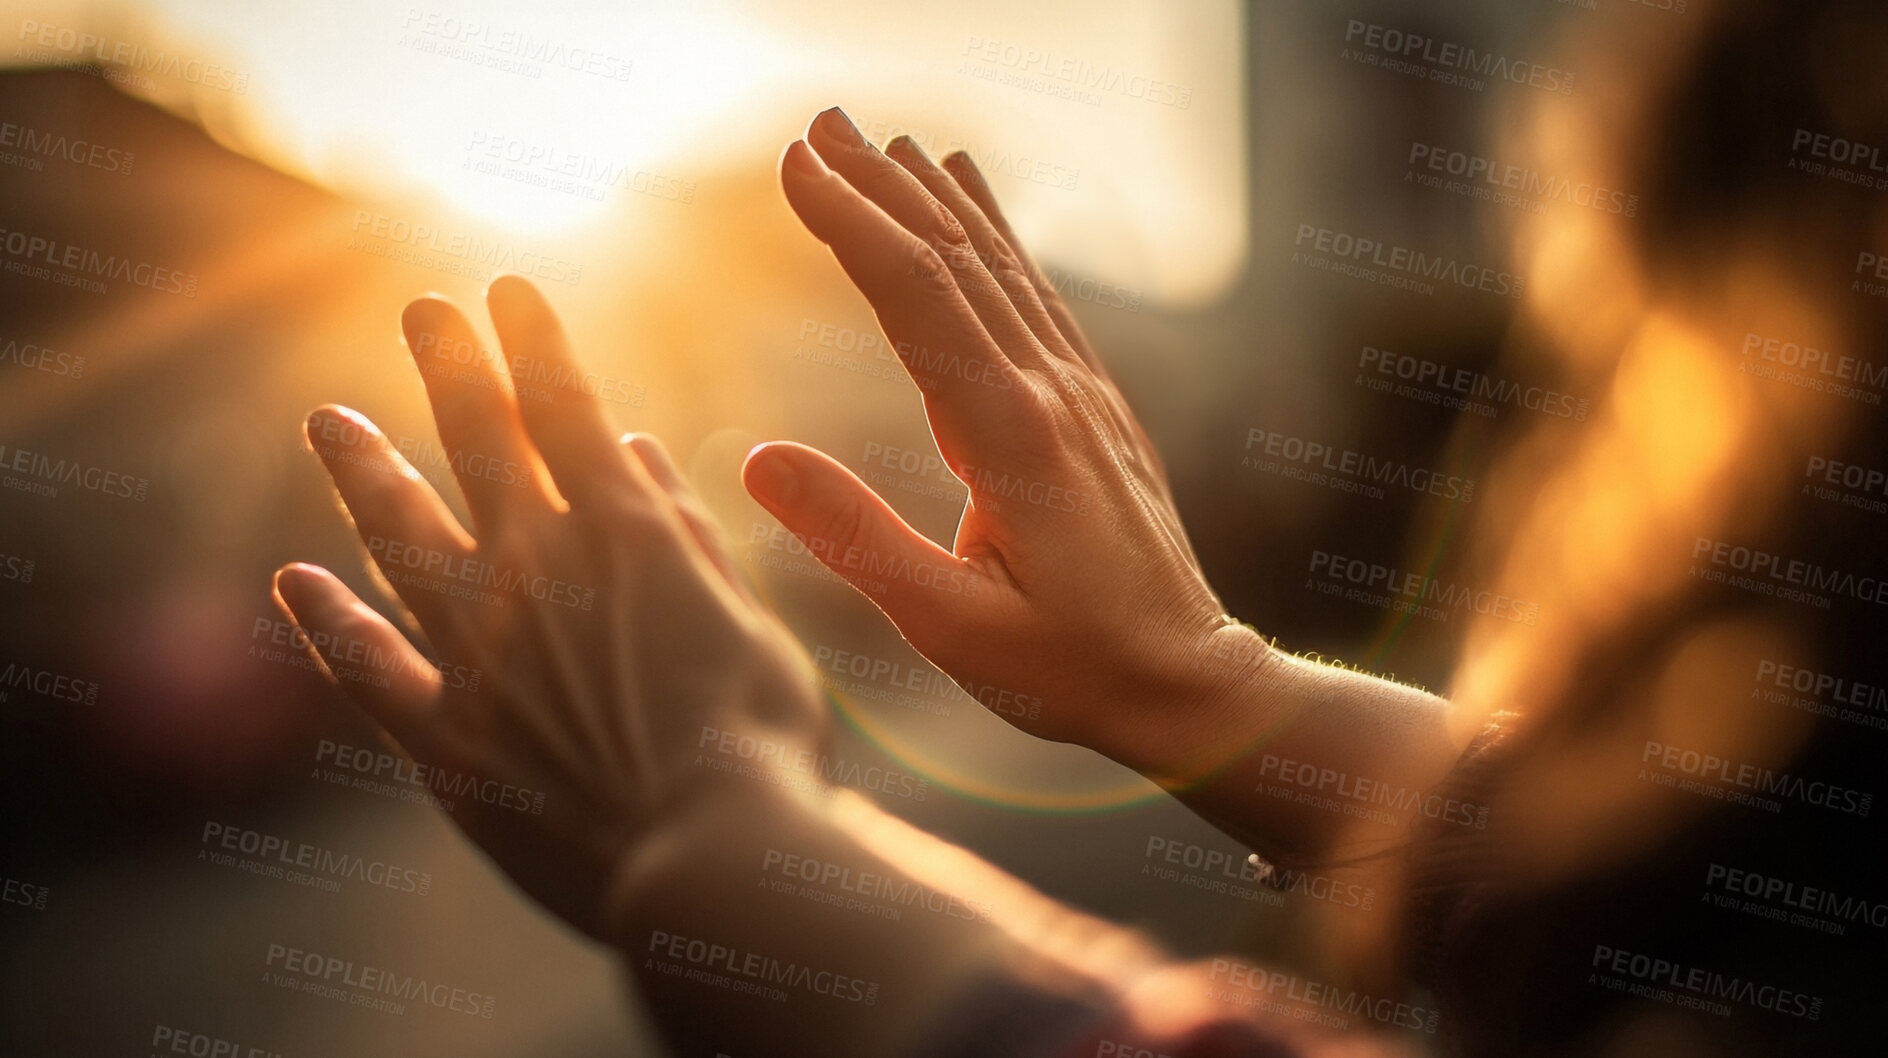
(481, 529, 538, 577)
(597, 493, 670, 538)
(907, 244, 958, 298)
(928, 203, 973, 256)
(989, 254, 1033, 296)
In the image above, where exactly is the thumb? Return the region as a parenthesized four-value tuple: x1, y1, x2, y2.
(742, 441, 986, 633)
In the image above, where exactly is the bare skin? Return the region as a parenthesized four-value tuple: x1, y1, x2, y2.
(272, 107, 1468, 1056)
(748, 108, 1465, 873)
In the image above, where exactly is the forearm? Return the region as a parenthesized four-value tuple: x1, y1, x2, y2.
(606, 780, 1171, 1057)
(1096, 624, 1469, 873)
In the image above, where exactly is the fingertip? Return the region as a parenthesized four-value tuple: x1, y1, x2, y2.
(780, 139, 824, 181)
(400, 293, 456, 335)
(741, 442, 802, 508)
(303, 404, 376, 454)
(810, 106, 860, 145)
(941, 150, 987, 189)
(623, 432, 680, 481)
(485, 272, 538, 311)
(485, 273, 557, 337)
(272, 561, 332, 615)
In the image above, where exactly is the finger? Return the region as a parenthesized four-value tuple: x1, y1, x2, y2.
(883, 136, 1081, 369)
(903, 142, 1169, 502)
(742, 441, 988, 638)
(806, 109, 1054, 371)
(401, 296, 554, 531)
(485, 274, 644, 510)
(621, 433, 752, 601)
(273, 562, 445, 752)
(940, 150, 1111, 381)
(304, 405, 476, 638)
(940, 150, 1173, 495)
(779, 138, 1046, 463)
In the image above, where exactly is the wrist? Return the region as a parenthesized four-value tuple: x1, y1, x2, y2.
(601, 757, 823, 950)
(1090, 619, 1284, 787)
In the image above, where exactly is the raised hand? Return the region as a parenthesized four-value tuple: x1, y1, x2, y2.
(274, 276, 829, 940)
(749, 107, 1246, 755)
(753, 109, 1465, 874)
(273, 276, 1331, 1057)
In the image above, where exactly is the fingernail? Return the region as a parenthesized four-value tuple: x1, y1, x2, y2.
(942, 150, 976, 173)
(303, 408, 338, 452)
(886, 134, 927, 160)
(813, 106, 863, 148)
(272, 563, 320, 615)
(743, 446, 799, 506)
(782, 139, 821, 178)
(486, 272, 529, 309)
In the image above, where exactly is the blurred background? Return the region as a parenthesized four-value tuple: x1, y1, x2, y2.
(1, 1, 1884, 1055)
